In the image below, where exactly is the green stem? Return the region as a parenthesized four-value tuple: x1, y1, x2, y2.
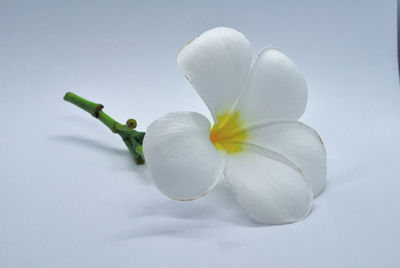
(63, 92, 145, 164)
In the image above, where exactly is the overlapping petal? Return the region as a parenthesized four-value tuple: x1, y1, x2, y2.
(224, 143, 313, 224)
(233, 47, 308, 124)
(143, 112, 226, 201)
(177, 27, 252, 120)
(178, 28, 308, 127)
(244, 121, 327, 196)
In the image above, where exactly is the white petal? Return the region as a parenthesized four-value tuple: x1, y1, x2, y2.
(143, 112, 225, 201)
(177, 27, 252, 119)
(234, 47, 308, 123)
(224, 143, 313, 224)
(246, 121, 327, 196)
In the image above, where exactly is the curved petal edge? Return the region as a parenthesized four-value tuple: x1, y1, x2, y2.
(143, 111, 226, 201)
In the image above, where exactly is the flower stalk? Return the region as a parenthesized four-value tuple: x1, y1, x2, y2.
(63, 92, 145, 164)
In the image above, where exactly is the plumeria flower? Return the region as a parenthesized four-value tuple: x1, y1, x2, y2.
(143, 27, 327, 224)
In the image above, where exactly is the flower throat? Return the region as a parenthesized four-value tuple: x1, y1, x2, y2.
(209, 112, 248, 153)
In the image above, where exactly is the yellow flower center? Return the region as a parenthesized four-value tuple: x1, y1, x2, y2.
(209, 111, 248, 153)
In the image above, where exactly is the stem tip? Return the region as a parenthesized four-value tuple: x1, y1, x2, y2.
(64, 92, 73, 101)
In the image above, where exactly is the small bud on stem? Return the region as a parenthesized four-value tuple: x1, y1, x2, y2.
(126, 119, 137, 129)
(63, 92, 145, 165)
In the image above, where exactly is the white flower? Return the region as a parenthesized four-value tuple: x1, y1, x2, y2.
(143, 27, 326, 224)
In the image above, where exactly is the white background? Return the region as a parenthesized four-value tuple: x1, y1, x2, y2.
(1, 0, 399, 267)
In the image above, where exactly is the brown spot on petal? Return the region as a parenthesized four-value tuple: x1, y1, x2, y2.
(317, 135, 324, 146)
(297, 168, 304, 174)
(178, 191, 208, 202)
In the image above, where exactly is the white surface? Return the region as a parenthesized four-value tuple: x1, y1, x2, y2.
(0, 0, 399, 267)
